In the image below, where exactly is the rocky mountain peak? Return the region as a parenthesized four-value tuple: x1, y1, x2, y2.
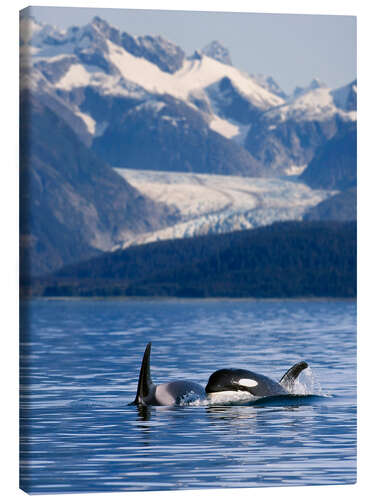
(309, 77, 326, 89)
(331, 80, 357, 112)
(134, 34, 185, 73)
(293, 78, 327, 98)
(188, 50, 203, 61)
(202, 40, 232, 65)
(251, 74, 287, 99)
(91, 16, 110, 30)
(88, 16, 122, 44)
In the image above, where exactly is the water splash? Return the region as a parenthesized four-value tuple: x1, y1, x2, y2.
(177, 390, 208, 406)
(208, 390, 258, 405)
(288, 367, 324, 396)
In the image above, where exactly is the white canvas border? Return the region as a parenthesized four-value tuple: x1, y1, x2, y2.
(1, 1, 372, 499)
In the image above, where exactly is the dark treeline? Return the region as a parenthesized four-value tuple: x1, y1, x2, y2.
(26, 221, 357, 299)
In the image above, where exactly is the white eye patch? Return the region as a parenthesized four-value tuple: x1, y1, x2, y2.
(237, 378, 258, 388)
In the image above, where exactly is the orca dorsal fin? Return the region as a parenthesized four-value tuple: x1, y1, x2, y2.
(132, 342, 154, 405)
(279, 361, 308, 387)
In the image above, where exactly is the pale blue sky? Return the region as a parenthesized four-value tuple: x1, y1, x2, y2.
(26, 6, 356, 95)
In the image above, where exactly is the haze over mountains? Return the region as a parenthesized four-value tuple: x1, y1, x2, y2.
(19, 12, 357, 286)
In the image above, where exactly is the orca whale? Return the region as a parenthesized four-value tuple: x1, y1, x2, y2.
(130, 342, 206, 406)
(205, 361, 308, 401)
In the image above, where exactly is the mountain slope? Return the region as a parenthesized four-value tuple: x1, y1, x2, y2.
(93, 94, 264, 174)
(244, 81, 357, 174)
(20, 92, 173, 278)
(303, 188, 356, 221)
(300, 128, 357, 190)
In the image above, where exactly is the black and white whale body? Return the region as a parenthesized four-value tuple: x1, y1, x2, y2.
(205, 361, 308, 401)
(130, 343, 309, 405)
(131, 342, 206, 406)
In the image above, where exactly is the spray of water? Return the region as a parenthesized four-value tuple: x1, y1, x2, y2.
(287, 367, 324, 396)
(177, 390, 208, 406)
(205, 390, 257, 405)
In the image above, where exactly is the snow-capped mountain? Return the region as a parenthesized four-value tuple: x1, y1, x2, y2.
(20, 15, 283, 165)
(23, 16, 281, 108)
(21, 14, 356, 177)
(292, 77, 327, 99)
(20, 11, 357, 277)
(244, 79, 357, 174)
(268, 80, 356, 122)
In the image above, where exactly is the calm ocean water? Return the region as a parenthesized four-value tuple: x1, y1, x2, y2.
(20, 298, 356, 494)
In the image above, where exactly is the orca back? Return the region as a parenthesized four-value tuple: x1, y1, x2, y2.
(279, 361, 308, 389)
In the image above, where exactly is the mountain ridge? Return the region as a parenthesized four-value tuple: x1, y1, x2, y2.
(21, 14, 356, 176)
(27, 221, 357, 298)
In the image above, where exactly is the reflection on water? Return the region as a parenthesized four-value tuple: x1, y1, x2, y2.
(20, 299, 356, 493)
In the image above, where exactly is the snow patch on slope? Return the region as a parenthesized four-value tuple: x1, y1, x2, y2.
(267, 87, 356, 123)
(105, 39, 284, 109)
(75, 110, 96, 134)
(56, 64, 93, 90)
(209, 115, 240, 138)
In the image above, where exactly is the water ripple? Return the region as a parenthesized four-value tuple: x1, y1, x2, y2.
(20, 299, 356, 493)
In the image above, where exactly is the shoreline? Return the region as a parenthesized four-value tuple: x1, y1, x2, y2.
(20, 295, 357, 303)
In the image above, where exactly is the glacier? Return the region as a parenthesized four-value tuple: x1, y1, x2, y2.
(114, 169, 336, 249)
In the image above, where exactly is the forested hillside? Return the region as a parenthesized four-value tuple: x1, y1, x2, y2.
(28, 221, 356, 298)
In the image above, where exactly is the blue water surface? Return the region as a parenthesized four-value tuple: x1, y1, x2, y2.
(20, 298, 356, 493)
